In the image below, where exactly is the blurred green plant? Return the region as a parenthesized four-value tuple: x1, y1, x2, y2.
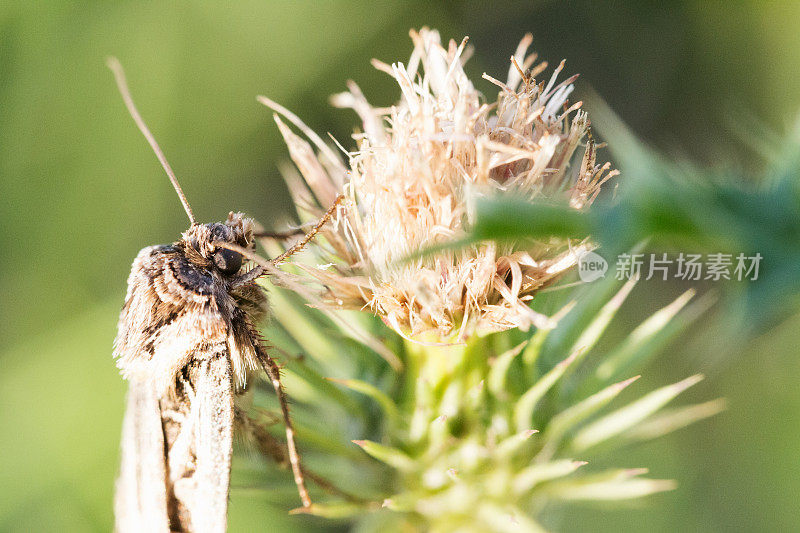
(473, 101, 800, 335)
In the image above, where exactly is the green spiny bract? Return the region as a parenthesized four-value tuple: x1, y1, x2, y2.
(235, 273, 721, 532)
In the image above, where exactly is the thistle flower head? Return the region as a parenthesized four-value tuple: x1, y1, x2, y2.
(248, 29, 720, 531)
(269, 28, 617, 341)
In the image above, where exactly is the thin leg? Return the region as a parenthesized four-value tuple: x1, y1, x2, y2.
(225, 194, 346, 288)
(235, 408, 362, 501)
(255, 347, 312, 508)
(271, 194, 344, 264)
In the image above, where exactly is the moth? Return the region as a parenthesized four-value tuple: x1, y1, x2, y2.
(108, 58, 337, 532)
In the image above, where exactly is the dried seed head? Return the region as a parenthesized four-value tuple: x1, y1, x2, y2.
(268, 28, 617, 341)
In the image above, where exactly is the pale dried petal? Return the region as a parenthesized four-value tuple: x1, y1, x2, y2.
(269, 28, 618, 341)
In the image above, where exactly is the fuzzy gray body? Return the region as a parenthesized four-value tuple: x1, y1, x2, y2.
(113, 213, 267, 532)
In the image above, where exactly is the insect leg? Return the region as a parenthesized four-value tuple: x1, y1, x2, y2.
(255, 348, 312, 508)
(271, 194, 344, 264)
(235, 407, 362, 502)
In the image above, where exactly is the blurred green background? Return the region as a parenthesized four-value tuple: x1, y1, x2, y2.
(2, 1, 799, 531)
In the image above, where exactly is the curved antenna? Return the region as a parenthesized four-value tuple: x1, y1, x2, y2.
(107, 57, 196, 226)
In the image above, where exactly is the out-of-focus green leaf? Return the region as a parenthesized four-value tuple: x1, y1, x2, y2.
(476, 503, 548, 533)
(495, 429, 539, 458)
(622, 399, 727, 442)
(513, 459, 587, 494)
(537, 269, 640, 372)
(592, 289, 703, 384)
(472, 200, 592, 242)
(292, 502, 379, 519)
(488, 341, 529, 397)
(567, 278, 637, 364)
(537, 376, 640, 461)
(544, 477, 677, 501)
(327, 378, 400, 425)
(571, 375, 704, 452)
(352, 440, 415, 472)
(269, 289, 353, 372)
(513, 350, 580, 432)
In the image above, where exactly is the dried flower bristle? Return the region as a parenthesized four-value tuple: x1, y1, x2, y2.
(265, 28, 617, 341)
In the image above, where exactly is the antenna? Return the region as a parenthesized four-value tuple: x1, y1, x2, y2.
(107, 57, 196, 226)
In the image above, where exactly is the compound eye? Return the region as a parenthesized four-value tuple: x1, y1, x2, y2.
(212, 248, 243, 276)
